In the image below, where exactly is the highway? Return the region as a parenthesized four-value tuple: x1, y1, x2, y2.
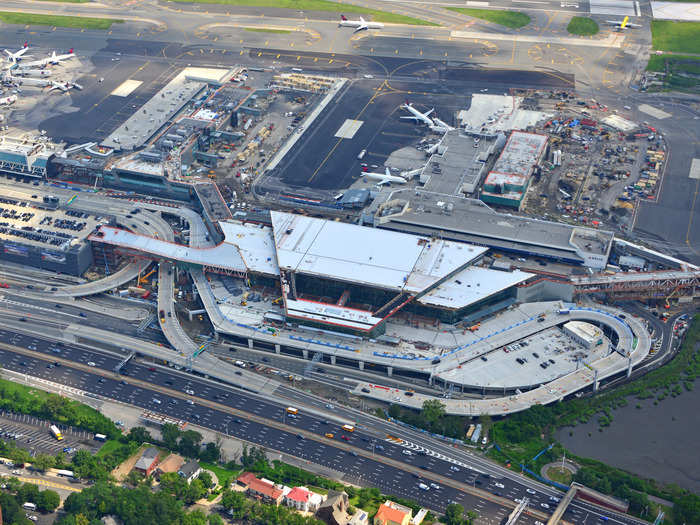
(0, 321, 648, 525)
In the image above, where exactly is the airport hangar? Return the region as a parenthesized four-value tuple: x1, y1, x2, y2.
(89, 210, 533, 338)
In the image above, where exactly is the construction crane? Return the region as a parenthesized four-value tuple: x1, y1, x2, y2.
(138, 267, 156, 285)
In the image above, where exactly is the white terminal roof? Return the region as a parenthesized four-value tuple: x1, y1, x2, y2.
(89, 222, 279, 275)
(563, 320, 602, 344)
(271, 211, 487, 293)
(418, 266, 532, 309)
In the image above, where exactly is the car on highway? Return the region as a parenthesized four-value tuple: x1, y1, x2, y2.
(402, 450, 413, 456)
(540, 503, 550, 509)
(430, 483, 440, 489)
(325, 433, 334, 439)
(186, 400, 194, 405)
(79, 313, 87, 318)
(185, 389, 194, 395)
(450, 466, 460, 472)
(494, 482, 505, 488)
(341, 435, 349, 441)
(418, 483, 429, 490)
(549, 496, 560, 502)
(526, 488, 536, 494)
(87, 361, 96, 367)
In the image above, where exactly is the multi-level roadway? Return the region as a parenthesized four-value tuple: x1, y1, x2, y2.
(0, 321, 648, 525)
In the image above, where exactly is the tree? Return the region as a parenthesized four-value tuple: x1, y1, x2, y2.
(178, 430, 203, 458)
(199, 442, 221, 463)
(444, 503, 467, 525)
(422, 399, 446, 425)
(127, 426, 152, 444)
(18, 481, 41, 503)
(161, 423, 181, 451)
(208, 514, 225, 525)
(182, 510, 208, 525)
(185, 478, 208, 505)
(32, 453, 56, 472)
(37, 489, 61, 512)
(674, 493, 700, 525)
(388, 404, 401, 418)
(199, 471, 213, 490)
(221, 489, 248, 519)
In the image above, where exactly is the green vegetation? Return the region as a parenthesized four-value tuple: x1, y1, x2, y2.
(199, 461, 239, 488)
(0, 11, 122, 29)
(545, 466, 573, 485)
(0, 482, 61, 524)
(0, 376, 119, 438)
(243, 27, 291, 34)
(445, 8, 530, 29)
(220, 488, 325, 525)
(168, 0, 437, 26)
(566, 16, 599, 36)
(651, 20, 700, 54)
(388, 400, 468, 440)
(646, 54, 700, 93)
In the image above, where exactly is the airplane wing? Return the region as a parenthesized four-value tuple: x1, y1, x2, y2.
(71, 82, 83, 91)
(353, 23, 368, 33)
(385, 167, 391, 176)
(400, 115, 421, 121)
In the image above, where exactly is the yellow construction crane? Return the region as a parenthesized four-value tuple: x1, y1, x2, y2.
(138, 267, 156, 285)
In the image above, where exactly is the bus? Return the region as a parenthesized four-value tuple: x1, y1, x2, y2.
(341, 424, 355, 433)
(55, 469, 75, 479)
(94, 433, 107, 442)
(286, 407, 299, 415)
(466, 424, 476, 440)
(49, 425, 64, 441)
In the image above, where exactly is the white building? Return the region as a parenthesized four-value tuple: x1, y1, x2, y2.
(563, 320, 603, 349)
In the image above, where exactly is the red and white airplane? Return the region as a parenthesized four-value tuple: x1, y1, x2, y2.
(4, 42, 31, 63)
(18, 48, 75, 69)
(338, 15, 384, 33)
(0, 94, 18, 106)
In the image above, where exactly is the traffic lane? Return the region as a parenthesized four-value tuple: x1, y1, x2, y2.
(0, 329, 566, 511)
(0, 348, 515, 521)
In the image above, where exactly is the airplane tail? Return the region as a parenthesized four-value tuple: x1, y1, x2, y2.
(68, 48, 74, 54)
(23, 41, 28, 48)
(341, 14, 347, 21)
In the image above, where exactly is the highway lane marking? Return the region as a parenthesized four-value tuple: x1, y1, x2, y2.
(0, 343, 548, 520)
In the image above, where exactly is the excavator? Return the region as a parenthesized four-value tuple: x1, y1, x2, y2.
(138, 267, 156, 285)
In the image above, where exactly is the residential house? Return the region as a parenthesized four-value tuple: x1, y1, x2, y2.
(178, 460, 202, 484)
(374, 500, 413, 525)
(348, 509, 369, 525)
(285, 486, 325, 512)
(316, 490, 350, 525)
(133, 447, 160, 477)
(155, 453, 184, 479)
(236, 472, 284, 505)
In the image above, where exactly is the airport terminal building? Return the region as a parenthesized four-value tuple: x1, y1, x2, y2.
(90, 211, 532, 336)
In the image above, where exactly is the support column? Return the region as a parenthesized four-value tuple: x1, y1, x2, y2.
(330, 355, 336, 365)
(275, 344, 281, 355)
(358, 361, 364, 370)
(387, 366, 393, 377)
(593, 369, 599, 392)
(247, 338, 253, 349)
(303, 349, 309, 359)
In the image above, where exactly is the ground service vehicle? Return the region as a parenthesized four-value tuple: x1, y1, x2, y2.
(50, 425, 63, 441)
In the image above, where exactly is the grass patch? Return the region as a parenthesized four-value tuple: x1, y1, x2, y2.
(646, 54, 700, 93)
(545, 466, 573, 485)
(446, 8, 530, 29)
(0, 11, 122, 29)
(95, 440, 123, 458)
(200, 462, 239, 488)
(651, 20, 700, 54)
(243, 27, 291, 34)
(567, 16, 599, 36)
(169, 0, 437, 25)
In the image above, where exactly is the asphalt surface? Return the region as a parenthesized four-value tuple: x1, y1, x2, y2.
(0, 325, 647, 525)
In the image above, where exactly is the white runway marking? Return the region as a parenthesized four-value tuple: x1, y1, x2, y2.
(335, 119, 363, 139)
(110, 79, 143, 97)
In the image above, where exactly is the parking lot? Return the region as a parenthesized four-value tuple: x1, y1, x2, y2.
(0, 412, 100, 458)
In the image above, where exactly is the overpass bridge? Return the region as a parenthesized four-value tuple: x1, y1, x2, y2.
(571, 270, 700, 299)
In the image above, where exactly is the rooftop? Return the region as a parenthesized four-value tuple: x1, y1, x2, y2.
(271, 211, 486, 293)
(490, 130, 547, 178)
(376, 500, 412, 524)
(374, 190, 614, 261)
(286, 486, 310, 503)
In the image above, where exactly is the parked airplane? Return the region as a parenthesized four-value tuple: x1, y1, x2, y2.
(47, 49, 75, 65)
(363, 167, 407, 185)
(47, 80, 83, 92)
(339, 15, 384, 33)
(400, 103, 434, 126)
(4, 42, 31, 63)
(0, 94, 18, 106)
(606, 16, 641, 29)
(18, 49, 75, 70)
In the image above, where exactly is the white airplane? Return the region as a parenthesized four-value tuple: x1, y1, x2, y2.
(0, 94, 17, 106)
(47, 48, 75, 65)
(363, 167, 407, 186)
(47, 80, 82, 92)
(4, 42, 31, 63)
(430, 117, 454, 134)
(338, 15, 384, 33)
(400, 103, 434, 126)
(606, 16, 641, 29)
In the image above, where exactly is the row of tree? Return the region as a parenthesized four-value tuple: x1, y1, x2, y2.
(0, 377, 118, 438)
(220, 489, 325, 525)
(0, 481, 60, 525)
